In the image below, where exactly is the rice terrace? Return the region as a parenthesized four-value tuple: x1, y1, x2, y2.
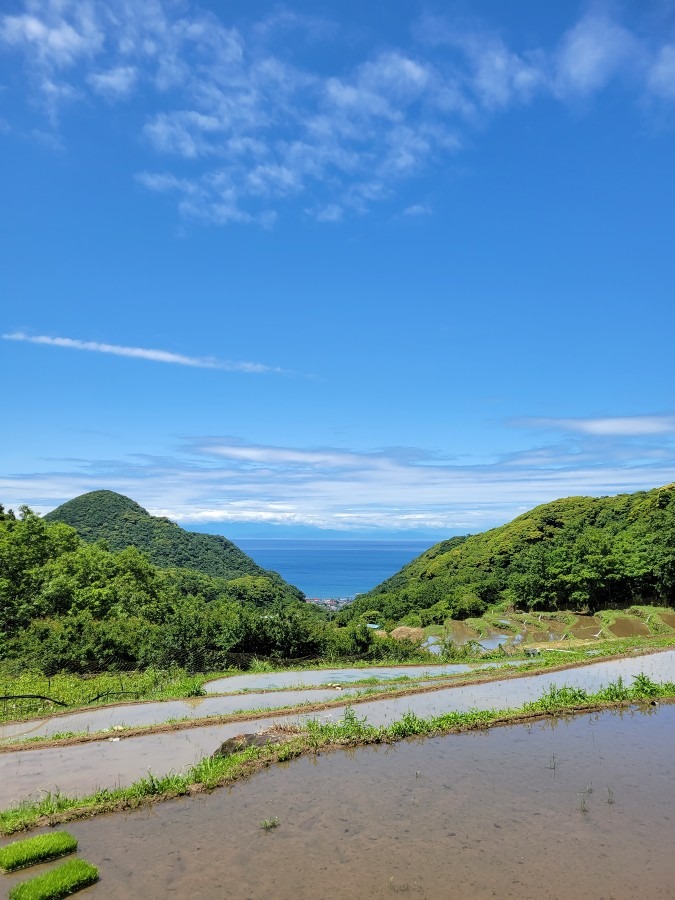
(2, 0, 675, 896)
(1, 483, 675, 897)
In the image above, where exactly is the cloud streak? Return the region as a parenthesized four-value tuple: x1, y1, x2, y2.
(513, 415, 675, 437)
(2, 332, 285, 374)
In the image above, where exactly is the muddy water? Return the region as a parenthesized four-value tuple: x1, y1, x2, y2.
(1, 665, 527, 744)
(426, 626, 516, 653)
(475, 630, 510, 650)
(0, 687, 363, 743)
(526, 629, 562, 642)
(2, 651, 674, 809)
(447, 620, 479, 643)
(0, 715, 289, 807)
(204, 659, 519, 692)
(570, 614, 603, 639)
(5, 664, 529, 742)
(609, 618, 651, 638)
(3, 705, 674, 899)
(324, 650, 675, 727)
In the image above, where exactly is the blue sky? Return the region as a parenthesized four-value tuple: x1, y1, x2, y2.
(1, 0, 675, 539)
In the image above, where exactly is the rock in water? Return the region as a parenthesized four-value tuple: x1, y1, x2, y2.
(211, 730, 293, 758)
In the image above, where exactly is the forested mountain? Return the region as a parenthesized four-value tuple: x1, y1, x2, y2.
(45, 490, 301, 597)
(0, 505, 391, 673)
(341, 484, 675, 626)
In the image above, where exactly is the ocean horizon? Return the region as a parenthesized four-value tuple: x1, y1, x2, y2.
(236, 539, 432, 598)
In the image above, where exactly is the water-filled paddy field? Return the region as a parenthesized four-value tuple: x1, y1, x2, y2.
(0, 661, 527, 745)
(1, 652, 674, 808)
(2, 703, 673, 898)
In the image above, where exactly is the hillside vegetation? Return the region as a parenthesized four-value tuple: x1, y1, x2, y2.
(45, 490, 300, 595)
(0, 504, 416, 674)
(341, 484, 675, 627)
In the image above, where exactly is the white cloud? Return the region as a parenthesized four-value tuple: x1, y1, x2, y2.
(454, 34, 545, 110)
(0, 10, 103, 68)
(135, 171, 198, 194)
(3, 2, 675, 223)
(514, 415, 675, 437)
(403, 203, 431, 216)
(554, 12, 640, 99)
(6, 432, 675, 535)
(201, 444, 368, 469)
(2, 331, 286, 374)
(313, 203, 343, 222)
(648, 45, 675, 100)
(87, 65, 137, 99)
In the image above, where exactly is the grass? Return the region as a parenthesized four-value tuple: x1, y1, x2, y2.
(260, 817, 279, 830)
(0, 669, 234, 724)
(1, 674, 673, 835)
(8, 859, 98, 900)
(0, 833, 77, 872)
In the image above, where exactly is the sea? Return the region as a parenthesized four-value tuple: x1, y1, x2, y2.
(236, 540, 431, 599)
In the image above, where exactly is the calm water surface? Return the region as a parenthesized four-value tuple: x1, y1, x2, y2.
(237, 539, 430, 597)
(3, 704, 673, 898)
(2, 652, 673, 808)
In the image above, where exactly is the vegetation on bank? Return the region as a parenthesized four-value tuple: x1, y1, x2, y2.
(0, 669, 215, 724)
(0, 832, 77, 872)
(341, 483, 675, 627)
(8, 859, 98, 900)
(1, 676, 672, 835)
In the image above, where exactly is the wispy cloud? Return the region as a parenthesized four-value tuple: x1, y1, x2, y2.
(553, 11, 642, 99)
(4, 432, 675, 535)
(87, 65, 137, 100)
(2, 332, 286, 374)
(2, 2, 675, 223)
(513, 415, 675, 437)
(403, 203, 431, 217)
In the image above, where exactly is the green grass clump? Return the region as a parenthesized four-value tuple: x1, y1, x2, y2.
(0, 833, 77, 872)
(0, 669, 233, 724)
(8, 858, 98, 899)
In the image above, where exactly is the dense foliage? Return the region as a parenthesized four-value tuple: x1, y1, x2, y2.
(0, 506, 418, 674)
(44, 490, 301, 596)
(341, 484, 675, 627)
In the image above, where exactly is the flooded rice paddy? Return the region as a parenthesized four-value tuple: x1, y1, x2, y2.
(0, 661, 526, 744)
(203, 660, 520, 692)
(1, 651, 674, 809)
(3, 703, 674, 899)
(0, 687, 363, 743)
(609, 618, 651, 638)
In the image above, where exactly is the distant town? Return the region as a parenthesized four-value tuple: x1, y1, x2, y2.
(305, 596, 358, 611)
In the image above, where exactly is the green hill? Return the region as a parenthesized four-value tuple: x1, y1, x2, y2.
(45, 490, 302, 598)
(342, 483, 675, 624)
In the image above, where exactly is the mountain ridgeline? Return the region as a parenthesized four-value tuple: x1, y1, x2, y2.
(45, 490, 302, 599)
(341, 483, 675, 626)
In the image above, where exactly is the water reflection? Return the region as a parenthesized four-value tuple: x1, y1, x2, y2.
(1, 652, 673, 808)
(3, 705, 673, 899)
